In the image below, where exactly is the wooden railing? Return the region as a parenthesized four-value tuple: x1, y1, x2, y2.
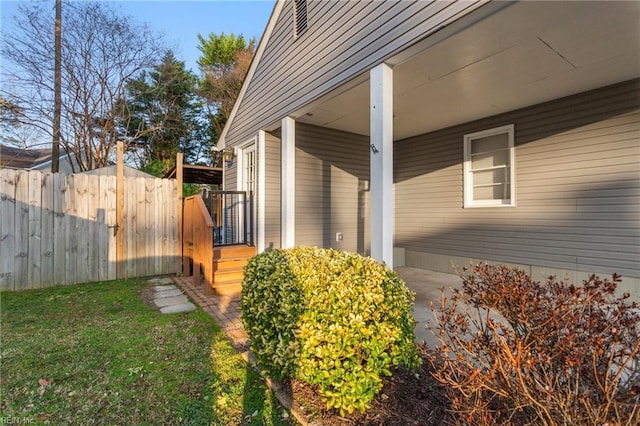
(202, 190, 254, 246)
(183, 195, 214, 289)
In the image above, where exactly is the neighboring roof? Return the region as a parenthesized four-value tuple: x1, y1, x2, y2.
(1, 144, 120, 174)
(80, 165, 155, 178)
(0, 144, 52, 169)
(218, 0, 283, 148)
(164, 164, 223, 185)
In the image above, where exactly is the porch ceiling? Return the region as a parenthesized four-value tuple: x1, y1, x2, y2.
(295, 1, 640, 140)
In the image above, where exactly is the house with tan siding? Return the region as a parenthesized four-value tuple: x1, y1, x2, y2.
(219, 0, 640, 298)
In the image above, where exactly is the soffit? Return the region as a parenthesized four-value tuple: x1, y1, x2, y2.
(296, 1, 640, 140)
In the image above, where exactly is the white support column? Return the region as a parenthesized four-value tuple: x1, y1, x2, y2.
(281, 117, 296, 248)
(370, 63, 394, 267)
(257, 130, 266, 253)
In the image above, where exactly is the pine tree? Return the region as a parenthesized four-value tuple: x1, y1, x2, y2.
(120, 51, 211, 175)
(197, 33, 255, 145)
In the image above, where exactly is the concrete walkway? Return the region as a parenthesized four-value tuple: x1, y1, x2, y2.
(395, 267, 463, 346)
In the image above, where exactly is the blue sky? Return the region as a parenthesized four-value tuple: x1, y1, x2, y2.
(0, 0, 275, 73)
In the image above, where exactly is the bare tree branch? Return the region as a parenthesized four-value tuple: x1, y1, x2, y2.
(0, 1, 165, 171)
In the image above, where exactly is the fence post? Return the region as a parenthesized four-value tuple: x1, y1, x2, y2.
(116, 141, 124, 279)
(176, 152, 183, 276)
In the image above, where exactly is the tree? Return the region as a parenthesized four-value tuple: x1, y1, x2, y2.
(0, 97, 23, 129)
(0, 2, 164, 172)
(0, 96, 48, 148)
(118, 51, 211, 176)
(197, 33, 255, 146)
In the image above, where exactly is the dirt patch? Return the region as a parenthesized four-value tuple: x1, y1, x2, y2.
(286, 347, 452, 425)
(139, 287, 157, 309)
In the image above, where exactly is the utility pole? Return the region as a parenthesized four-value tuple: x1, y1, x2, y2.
(52, 0, 61, 173)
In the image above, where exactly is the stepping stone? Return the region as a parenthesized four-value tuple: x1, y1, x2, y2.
(154, 295, 189, 308)
(152, 284, 178, 292)
(154, 288, 183, 298)
(148, 277, 175, 285)
(160, 302, 197, 314)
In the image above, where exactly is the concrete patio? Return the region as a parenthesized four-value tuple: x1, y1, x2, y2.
(395, 267, 463, 347)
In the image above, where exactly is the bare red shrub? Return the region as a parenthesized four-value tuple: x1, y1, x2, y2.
(428, 263, 640, 425)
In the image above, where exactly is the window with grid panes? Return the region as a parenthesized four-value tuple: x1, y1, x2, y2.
(463, 124, 515, 207)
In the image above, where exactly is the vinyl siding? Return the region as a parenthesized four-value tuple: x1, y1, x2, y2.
(394, 79, 640, 279)
(295, 123, 369, 254)
(225, 0, 485, 147)
(224, 159, 237, 192)
(264, 132, 281, 250)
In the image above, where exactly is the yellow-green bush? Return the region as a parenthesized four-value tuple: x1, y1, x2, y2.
(241, 247, 419, 414)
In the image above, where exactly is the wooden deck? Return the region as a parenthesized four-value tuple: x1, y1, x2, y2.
(183, 194, 256, 297)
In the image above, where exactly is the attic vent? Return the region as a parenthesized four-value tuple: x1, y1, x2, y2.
(294, 0, 308, 38)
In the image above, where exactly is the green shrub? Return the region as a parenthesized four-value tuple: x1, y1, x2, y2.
(241, 247, 419, 414)
(428, 263, 640, 425)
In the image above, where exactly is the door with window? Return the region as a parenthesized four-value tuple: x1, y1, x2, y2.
(240, 143, 256, 245)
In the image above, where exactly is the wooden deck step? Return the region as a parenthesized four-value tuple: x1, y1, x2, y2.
(213, 258, 248, 272)
(214, 245, 257, 260)
(214, 270, 245, 285)
(211, 245, 257, 297)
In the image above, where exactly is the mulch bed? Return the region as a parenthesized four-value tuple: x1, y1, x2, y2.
(285, 346, 454, 425)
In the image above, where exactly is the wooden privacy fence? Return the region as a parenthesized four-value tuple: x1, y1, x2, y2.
(0, 169, 179, 291)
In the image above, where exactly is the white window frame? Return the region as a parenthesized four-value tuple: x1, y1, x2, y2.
(463, 124, 516, 208)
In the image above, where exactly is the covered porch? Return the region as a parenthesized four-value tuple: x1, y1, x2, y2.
(259, 0, 639, 296)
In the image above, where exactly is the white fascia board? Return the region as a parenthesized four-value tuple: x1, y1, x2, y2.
(218, 0, 285, 149)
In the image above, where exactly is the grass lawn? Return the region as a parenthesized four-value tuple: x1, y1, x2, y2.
(0, 279, 291, 425)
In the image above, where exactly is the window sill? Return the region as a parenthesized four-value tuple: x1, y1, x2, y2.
(463, 202, 517, 209)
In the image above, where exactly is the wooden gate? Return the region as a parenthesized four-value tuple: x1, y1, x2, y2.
(0, 167, 179, 291)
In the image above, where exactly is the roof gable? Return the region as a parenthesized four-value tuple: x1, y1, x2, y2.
(218, 0, 284, 148)
(220, 0, 486, 147)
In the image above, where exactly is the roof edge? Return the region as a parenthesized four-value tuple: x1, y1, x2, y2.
(218, 0, 284, 148)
